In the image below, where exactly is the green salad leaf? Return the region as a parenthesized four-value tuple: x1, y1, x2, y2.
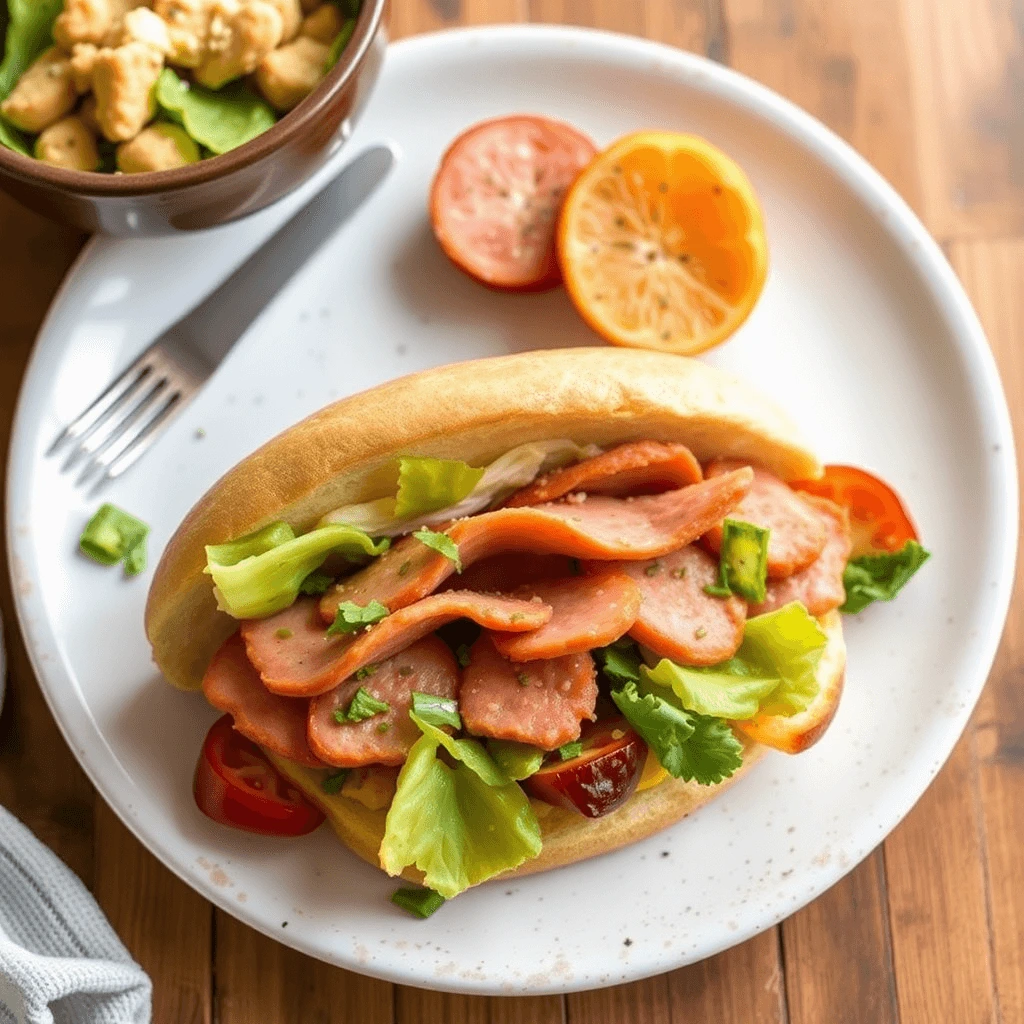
(155, 68, 276, 155)
(410, 691, 462, 730)
(643, 602, 828, 720)
(205, 522, 388, 619)
(413, 528, 462, 572)
(485, 739, 544, 781)
(79, 504, 149, 577)
(380, 714, 541, 898)
(611, 680, 742, 785)
(394, 456, 485, 520)
(0, 0, 62, 101)
(0, 119, 28, 155)
(324, 16, 356, 70)
(842, 540, 930, 614)
(298, 569, 335, 596)
(594, 640, 642, 686)
(391, 886, 445, 919)
(319, 439, 600, 536)
(326, 599, 390, 636)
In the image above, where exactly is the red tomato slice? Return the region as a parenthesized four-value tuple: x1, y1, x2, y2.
(792, 465, 919, 559)
(524, 717, 647, 818)
(194, 715, 325, 837)
(430, 114, 598, 291)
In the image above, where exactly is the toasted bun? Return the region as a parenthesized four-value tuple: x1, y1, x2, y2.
(146, 349, 821, 690)
(268, 610, 845, 886)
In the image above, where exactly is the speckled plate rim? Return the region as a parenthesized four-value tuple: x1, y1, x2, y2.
(6, 25, 1018, 994)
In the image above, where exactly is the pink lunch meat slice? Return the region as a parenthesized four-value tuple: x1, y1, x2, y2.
(504, 441, 702, 507)
(320, 468, 753, 622)
(202, 632, 323, 767)
(489, 570, 641, 661)
(749, 496, 852, 617)
(702, 459, 827, 579)
(614, 545, 747, 666)
(460, 634, 598, 750)
(307, 636, 459, 767)
(243, 592, 550, 698)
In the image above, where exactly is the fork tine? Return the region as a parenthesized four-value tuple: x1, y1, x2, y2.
(73, 381, 171, 486)
(78, 390, 182, 489)
(62, 373, 165, 471)
(48, 361, 155, 456)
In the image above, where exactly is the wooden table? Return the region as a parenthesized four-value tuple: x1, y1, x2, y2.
(0, 1, 1021, 1021)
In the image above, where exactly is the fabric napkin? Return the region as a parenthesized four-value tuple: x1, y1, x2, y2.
(0, 805, 151, 1024)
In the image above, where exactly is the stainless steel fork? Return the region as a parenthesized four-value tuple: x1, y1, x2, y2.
(48, 142, 396, 490)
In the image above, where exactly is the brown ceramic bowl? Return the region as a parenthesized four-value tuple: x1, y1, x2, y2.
(0, 0, 389, 235)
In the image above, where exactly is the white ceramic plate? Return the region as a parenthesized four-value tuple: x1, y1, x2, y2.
(7, 26, 1017, 995)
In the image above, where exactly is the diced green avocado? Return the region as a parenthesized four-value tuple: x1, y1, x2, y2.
(717, 519, 770, 603)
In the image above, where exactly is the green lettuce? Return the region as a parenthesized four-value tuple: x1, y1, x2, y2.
(319, 439, 600, 536)
(394, 457, 484, 520)
(842, 540, 930, 614)
(206, 522, 388, 619)
(380, 714, 541, 898)
(486, 739, 544, 781)
(155, 68, 276, 155)
(611, 681, 743, 785)
(0, 0, 62, 154)
(643, 602, 828, 720)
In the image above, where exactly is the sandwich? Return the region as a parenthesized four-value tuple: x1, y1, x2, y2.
(146, 347, 923, 912)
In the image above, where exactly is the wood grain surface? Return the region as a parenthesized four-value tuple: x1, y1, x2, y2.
(0, 1, 1021, 1021)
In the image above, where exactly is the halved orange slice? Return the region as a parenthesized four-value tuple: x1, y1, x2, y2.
(557, 131, 769, 354)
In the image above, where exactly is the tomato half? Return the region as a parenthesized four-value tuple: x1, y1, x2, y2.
(429, 114, 598, 291)
(524, 717, 647, 818)
(194, 715, 325, 837)
(792, 465, 918, 559)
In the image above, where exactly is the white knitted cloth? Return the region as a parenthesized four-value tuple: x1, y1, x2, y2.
(0, 806, 151, 1024)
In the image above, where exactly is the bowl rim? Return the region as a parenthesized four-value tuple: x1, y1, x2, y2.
(0, 0, 387, 195)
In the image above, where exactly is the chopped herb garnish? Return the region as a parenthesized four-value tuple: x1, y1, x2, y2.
(456, 644, 472, 668)
(327, 599, 390, 636)
(397, 560, 412, 577)
(355, 663, 378, 680)
(298, 569, 334, 595)
(321, 769, 348, 794)
(695, 626, 708, 639)
(275, 628, 293, 640)
(510, 612, 526, 623)
(413, 528, 463, 572)
(398, 665, 413, 677)
(516, 672, 531, 687)
(411, 691, 462, 730)
(334, 686, 390, 723)
(391, 886, 445, 919)
(671, 567, 687, 579)
(377, 722, 391, 734)
(558, 741, 583, 761)
(644, 561, 663, 577)
(79, 504, 149, 576)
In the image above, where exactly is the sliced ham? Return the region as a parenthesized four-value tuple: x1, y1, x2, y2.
(703, 459, 826, 579)
(307, 636, 459, 767)
(504, 441, 702, 507)
(615, 545, 747, 666)
(439, 552, 578, 594)
(202, 632, 323, 767)
(489, 570, 641, 661)
(320, 468, 753, 622)
(749, 496, 851, 617)
(243, 592, 551, 698)
(461, 635, 597, 750)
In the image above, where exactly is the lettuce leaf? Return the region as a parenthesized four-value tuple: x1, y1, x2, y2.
(642, 602, 827, 720)
(841, 540, 930, 614)
(379, 714, 541, 898)
(320, 439, 600, 536)
(206, 523, 388, 619)
(486, 739, 544, 780)
(155, 68, 276, 155)
(611, 680, 742, 785)
(0, 0, 61, 101)
(394, 457, 485, 520)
